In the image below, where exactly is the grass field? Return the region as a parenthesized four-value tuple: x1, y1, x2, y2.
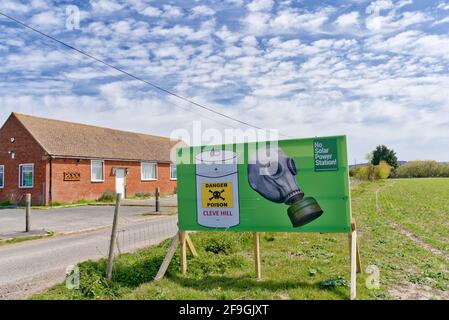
(379, 179, 449, 254)
(33, 178, 449, 300)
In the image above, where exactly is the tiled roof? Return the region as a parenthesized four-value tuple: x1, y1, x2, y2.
(12, 113, 182, 162)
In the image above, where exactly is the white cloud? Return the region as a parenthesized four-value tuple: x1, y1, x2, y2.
(162, 5, 183, 18)
(90, 0, 125, 13)
(31, 10, 62, 27)
(368, 31, 449, 58)
(364, 0, 430, 34)
(244, 7, 333, 35)
(111, 20, 131, 34)
(437, 2, 449, 10)
(191, 5, 215, 17)
(433, 15, 449, 25)
(215, 25, 241, 43)
(142, 6, 162, 17)
(0, 0, 29, 13)
(335, 11, 360, 28)
(247, 0, 273, 12)
(271, 8, 331, 33)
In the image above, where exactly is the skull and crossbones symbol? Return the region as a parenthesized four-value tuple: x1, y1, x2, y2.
(209, 189, 225, 201)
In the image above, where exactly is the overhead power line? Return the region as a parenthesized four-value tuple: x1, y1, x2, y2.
(0, 11, 290, 137)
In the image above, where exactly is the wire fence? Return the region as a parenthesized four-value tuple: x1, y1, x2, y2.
(115, 216, 178, 255)
(102, 196, 179, 280)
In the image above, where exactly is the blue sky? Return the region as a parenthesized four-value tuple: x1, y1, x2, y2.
(1, 0, 449, 162)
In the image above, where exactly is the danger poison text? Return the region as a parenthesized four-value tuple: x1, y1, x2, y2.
(205, 182, 228, 188)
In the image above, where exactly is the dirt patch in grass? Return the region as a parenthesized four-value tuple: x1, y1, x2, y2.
(389, 283, 449, 300)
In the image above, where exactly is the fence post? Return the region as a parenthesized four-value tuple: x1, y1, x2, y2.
(155, 187, 160, 212)
(25, 193, 31, 232)
(106, 193, 122, 281)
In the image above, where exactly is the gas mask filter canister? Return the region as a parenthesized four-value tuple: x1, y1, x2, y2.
(248, 147, 323, 227)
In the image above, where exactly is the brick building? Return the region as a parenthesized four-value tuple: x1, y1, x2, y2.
(0, 113, 180, 205)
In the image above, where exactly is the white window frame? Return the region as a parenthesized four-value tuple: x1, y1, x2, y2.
(0, 165, 4, 189)
(91, 160, 105, 182)
(19, 163, 34, 188)
(141, 162, 157, 181)
(170, 163, 177, 180)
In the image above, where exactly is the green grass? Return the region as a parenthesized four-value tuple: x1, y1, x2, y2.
(379, 178, 449, 253)
(0, 201, 12, 207)
(0, 231, 54, 247)
(127, 192, 153, 200)
(33, 178, 449, 300)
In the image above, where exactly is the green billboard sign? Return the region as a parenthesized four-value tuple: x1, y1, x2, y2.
(177, 136, 351, 233)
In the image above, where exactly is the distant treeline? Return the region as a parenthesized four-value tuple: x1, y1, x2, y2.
(392, 161, 449, 178)
(350, 160, 449, 180)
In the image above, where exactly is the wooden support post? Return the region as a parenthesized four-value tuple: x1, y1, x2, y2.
(253, 232, 261, 280)
(155, 187, 160, 212)
(25, 193, 31, 232)
(154, 231, 180, 281)
(356, 239, 362, 274)
(349, 219, 361, 300)
(106, 194, 122, 281)
(350, 228, 357, 300)
(349, 219, 362, 274)
(180, 230, 187, 274)
(185, 232, 198, 257)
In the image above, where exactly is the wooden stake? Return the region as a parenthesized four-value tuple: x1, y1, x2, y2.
(106, 194, 122, 281)
(253, 232, 261, 280)
(356, 238, 362, 274)
(350, 228, 357, 300)
(154, 231, 180, 281)
(180, 230, 187, 274)
(349, 219, 362, 274)
(185, 232, 198, 257)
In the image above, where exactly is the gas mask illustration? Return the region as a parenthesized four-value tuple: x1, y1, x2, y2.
(248, 146, 323, 227)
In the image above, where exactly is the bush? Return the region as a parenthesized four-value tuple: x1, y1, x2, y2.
(394, 161, 448, 178)
(351, 161, 391, 180)
(97, 191, 116, 202)
(349, 166, 358, 177)
(134, 192, 152, 199)
(374, 161, 392, 179)
(204, 237, 234, 255)
(352, 164, 375, 180)
(77, 260, 119, 299)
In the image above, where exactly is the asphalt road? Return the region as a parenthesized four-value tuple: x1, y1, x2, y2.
(0, 204, 175, 236)
(0, 215, 178, 300)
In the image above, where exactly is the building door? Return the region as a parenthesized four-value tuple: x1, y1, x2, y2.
(115, 169, 125, 199)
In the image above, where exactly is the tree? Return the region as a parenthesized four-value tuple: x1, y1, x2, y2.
(371, 145, 398, 169)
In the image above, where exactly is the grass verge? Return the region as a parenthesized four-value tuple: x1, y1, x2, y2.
(0, 231, 54, 247)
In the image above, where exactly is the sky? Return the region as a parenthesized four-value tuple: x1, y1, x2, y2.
(0, 0, 449, 162)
